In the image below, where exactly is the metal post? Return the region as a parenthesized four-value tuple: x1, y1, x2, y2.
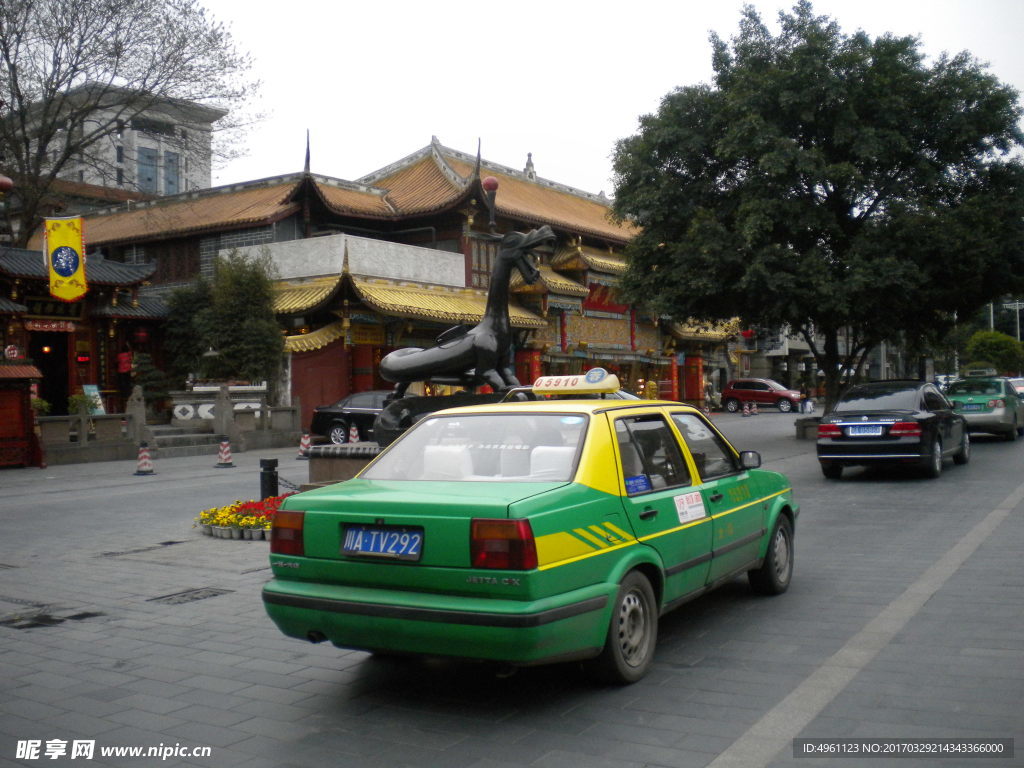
(260, 458, 279, 499)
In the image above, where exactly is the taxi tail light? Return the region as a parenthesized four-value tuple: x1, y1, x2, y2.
(270, 510, 305, 556)
(888, 422, 922, 437)
(471, 518, 537, 571)
(817, 423, 842, 438)
(989, 399, 1005, 408)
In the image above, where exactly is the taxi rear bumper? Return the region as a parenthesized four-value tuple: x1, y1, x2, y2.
(262, 578, 612, 664)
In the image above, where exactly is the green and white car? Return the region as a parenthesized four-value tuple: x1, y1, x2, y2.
(945, 376, 1024, 440)
(262, 371, 798, 683)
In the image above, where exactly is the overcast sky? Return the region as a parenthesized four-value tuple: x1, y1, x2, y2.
(199, 0, 1024, 196)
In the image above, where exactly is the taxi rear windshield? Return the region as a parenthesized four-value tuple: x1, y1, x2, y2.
(946, 379, 1002, 396)
(361, 413, 587, 482)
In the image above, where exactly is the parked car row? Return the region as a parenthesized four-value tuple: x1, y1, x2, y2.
(816, 375, 1024, 480)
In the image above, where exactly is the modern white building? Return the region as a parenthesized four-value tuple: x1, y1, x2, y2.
(53, 84, 226, 196)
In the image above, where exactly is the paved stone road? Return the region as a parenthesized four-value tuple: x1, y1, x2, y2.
(0, 415, 1020, 767)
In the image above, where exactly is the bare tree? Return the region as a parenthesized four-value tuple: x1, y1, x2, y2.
(0, 0, 260, 246)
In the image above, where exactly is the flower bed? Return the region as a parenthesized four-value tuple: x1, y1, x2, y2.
(194, 493, 294, 540)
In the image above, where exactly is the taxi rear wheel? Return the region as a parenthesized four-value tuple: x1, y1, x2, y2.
(748, 515, 793, 595)
(591, 571, 657, 684)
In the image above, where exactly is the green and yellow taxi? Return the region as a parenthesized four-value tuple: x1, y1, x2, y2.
(262, 370, 798, 683)
(944, 374, 1024, 440)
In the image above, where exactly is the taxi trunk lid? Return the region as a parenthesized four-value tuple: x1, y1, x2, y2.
(290, 478, 563, 570)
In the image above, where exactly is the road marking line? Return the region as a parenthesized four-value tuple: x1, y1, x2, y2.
(706, 481, 1024, 768)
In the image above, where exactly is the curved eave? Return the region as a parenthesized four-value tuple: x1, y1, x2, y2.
(272, 275, 343, 315)
(669, 319, 740, 343)
(351, 276, 546, 329)
(511, 265, 589, 297)
(285, 320, 347, 353)
(91, 296, 168, 320)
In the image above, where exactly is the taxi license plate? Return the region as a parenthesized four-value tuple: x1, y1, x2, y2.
(962, 403, 983, 411)
(342, 525, 423, 561)
(847, 425, 883, 437)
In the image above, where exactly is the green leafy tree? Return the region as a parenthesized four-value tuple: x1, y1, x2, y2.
(163, 278, 213, 386)
(204, 250, 283, 388)
(0, 0, 260, 246)
(611, 1, 1024, 409)
(964, 330, 1023, 375)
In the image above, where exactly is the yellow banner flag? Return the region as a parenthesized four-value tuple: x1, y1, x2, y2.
(43, 217, 87, 302)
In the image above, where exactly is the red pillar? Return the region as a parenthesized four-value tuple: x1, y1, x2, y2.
(352, 345, 375, 392)
(683, 355, 704, 404)
(669, 357, 679, 401)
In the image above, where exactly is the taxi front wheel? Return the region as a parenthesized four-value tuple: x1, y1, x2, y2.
(591, 571, 657, 684)
(748, 515, 793, 595)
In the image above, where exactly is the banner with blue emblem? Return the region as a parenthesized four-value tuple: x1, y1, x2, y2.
(43, 217, 87, 302)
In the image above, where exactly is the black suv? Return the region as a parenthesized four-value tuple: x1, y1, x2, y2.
(816, 380, 969, 479)
(310, 390, 391, 444)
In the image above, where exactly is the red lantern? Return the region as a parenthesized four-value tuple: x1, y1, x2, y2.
(133, 326, 149, 344)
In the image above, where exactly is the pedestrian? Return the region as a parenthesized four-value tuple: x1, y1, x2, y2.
(116, 343, 134, 400)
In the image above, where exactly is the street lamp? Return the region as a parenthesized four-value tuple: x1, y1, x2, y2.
(1002, 300, 1024, 341)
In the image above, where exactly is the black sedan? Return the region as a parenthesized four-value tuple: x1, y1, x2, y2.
(816, 380, 969, 479)
(309, 390, 391, 444)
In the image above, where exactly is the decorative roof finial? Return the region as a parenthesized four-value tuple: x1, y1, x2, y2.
(524, 152, 535, 180)
(303, 130, 311, 174)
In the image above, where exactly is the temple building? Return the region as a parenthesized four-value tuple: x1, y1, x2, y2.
(9, 137, 734, 421)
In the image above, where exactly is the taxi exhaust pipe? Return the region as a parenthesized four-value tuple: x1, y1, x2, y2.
(307, 631, 327, 644)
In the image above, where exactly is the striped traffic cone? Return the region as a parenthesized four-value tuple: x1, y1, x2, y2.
(133, 442, 155, 476)
(348, 424, 360, 443)
(742, 402, 751, 417)
(297, 432, 310, 460)
(215, 437, 235, 468)
(702, 403, 711, 417)
(751, 402, 759, 415)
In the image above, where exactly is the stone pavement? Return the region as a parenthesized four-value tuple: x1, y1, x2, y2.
(0, 418, 1021, 768)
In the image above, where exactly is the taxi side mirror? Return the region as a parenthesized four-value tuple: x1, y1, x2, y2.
(739, 450, 761, 470)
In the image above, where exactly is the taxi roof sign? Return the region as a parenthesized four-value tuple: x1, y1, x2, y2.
(532, 367, 621, 396)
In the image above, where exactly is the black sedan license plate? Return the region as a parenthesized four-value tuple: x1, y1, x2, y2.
(847, 425, 883, 437)
(342, 525, 423, 561)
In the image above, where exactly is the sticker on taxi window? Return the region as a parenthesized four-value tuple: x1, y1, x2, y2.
(674, 491, 707, 524)
(625, 475, 652, 494)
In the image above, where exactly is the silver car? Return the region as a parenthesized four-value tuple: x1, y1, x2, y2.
(944, 377, 1024, 440)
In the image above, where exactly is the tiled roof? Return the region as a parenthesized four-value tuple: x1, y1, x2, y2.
(551, 245, 627, 275)
(90, 295, 168, 320)
(285, 320, 346, 353)
(0, 248, 154, 285)
(315, 181, 395, 217)
(444, 156, 635, 244)
(351, 276, 546, 329)
(0, 364, 43, 379)
(367, 154, 464, 214)
(0, 296, 28, 314)
(28, 182, 302, 248)
(272, 276, 342, 314)
(511, 265, 589, 297)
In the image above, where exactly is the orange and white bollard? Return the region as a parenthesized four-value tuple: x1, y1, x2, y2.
(348, 424, 360, 443)
(297, 432, 311, 460)
(751, 402, 759, 415)
(742, 402, 751, 417)
(133, 442, 155, 476)
(215, 437, 235, 468)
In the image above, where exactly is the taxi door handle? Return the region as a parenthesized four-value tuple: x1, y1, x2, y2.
(709, 493, 724, 502)
(639, 507, 658, 520)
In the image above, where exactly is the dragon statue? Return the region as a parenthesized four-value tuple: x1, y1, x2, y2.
(379, 225, 554, 398)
